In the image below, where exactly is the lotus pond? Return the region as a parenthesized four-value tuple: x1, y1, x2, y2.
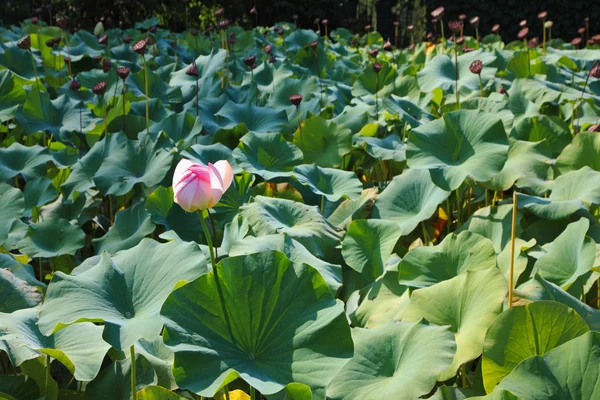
(1, 13, 600, 400)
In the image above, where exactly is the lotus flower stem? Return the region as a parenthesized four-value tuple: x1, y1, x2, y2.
(542, 23, 547, 55)
(221, 30, 226, 88)
(375, 73, 379, 126)
(195, 74, 199, 117)
(446, 199, 452, 233)
(576, 60, 598, 134)
(439, 19, 445, 55)
(314, 50, 324, 110)
(225, 386, 231, 400)
(320, 195, 325, 214)
(199, 211, 237, 348)
(508, 190, 517, 308)
(122, 85, 127, 132)
(130, 346, 137, 400)
(29, 49, 47, 121)
(250, 387, 256, 400)
(141, 55, 149, 134)
(45, 354, 50, 396)
(478, 75, 483, 97)
(455, 189, 462, 225)
(454, 40, 460, 108)
(102, 95, 107, 137)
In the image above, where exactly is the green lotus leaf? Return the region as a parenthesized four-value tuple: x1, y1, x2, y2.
(515, 275, 600, 331)
(240, 196, 342, 257)
(293, 116, 352, 168)
(145, 186, 204, 242)
(481, 140, 553, 195)
(342, 219, 401, 283)
(60, 133, 129, 198)
(0, 253, 44, 312)
(404, 268, 508, 380)
(556, 131, 600, 173)
(86, 353, 157, 399)
(212, 173, 255, 228)
(349, 268, 410, 328)
(352, 61, 398, 97)
(168, 50, 227, 88)
(137, 386, 186, 400)
(327, 322, 456, 400)
(458, 205, 523, 254)
(532, 218, 596, 290)
(482, 301, 589, 393)
(0, 184, 24, 247)
(354, 134, 407, 162)
(407, 110, 509, 191)
(293, 164, 363, 202)
(17, 218, 85, 258)
(0, 307, 111, 381)
(510, 115, 572, 157)
(517, 167, 600, 220)
(0, 46, 38, 80)
(93, 136, 174, 196)
(228, 233, 342, 294)
(182, 143, 237, 172)
(494, 331, 600, 399)
(327, 187, 377, 228)
(496, 238, 536, 288)
(372, 168, 450, 235)
(417, 50, 497, 94)
(161, 251, 353, 398)
(0, 375, 39, 400)
(22, 176, 57, 211)
(92, 202, 156, 254)
(128, 67, 182, 105)
(0, 70, 26, 122)
(215, 101, 288, 133)
(267, 76, 319, 109)
(15, 91, 99, 140)
(148, 112, 202, 149)
(0, 143, 53, 182)
(135, 337, 176, 390)
(284, 29, 319, 52)
(399, 231, 497, 288)
(233, 131, 303, 180)
(38, 239, 207, 351)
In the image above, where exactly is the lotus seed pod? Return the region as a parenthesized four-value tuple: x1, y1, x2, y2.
(132, 39, 147, 54)
(92, 81, 108, 96)
(117, 67, 130, 80)
(186, 62, 199, 77)
(470, 60, 483, 74)
(17, 35, 31, 50)
(290, 94, 303, 106)
(372, 63, 383, 74)
(244, 55, 256, 67)
(448, 20, 464, 34)
(431, 6, 444, 19)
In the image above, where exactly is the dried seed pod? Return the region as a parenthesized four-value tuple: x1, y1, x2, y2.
(491, 24, 500, 33)
(448, 20, 464, 34)
(244, 55, 256, 67)
(268, 55, 276, 64)
(368, 48, 379, 57)
(69, 79, 81, 91)
(372, 63, 382, 73)
(470, 16, 479, 26)
(102, 59, 112, 73)
(218, 20, 229, 30)
(17, 35, 31, 50)
(132, 39, 147, 54)
(290, 94, 303, 106)
(469, 60, 483, 74)
(589, 64, 600, 79)
(186, 62, 199, 77)
(517, 27, 529, 40)
(528, 37, 539, 48)
(431, 6, 444, 19)
(117, 67, 130, 80)
(92, 81, 108, 96)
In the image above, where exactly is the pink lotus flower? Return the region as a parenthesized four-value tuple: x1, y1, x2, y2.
(172, 159, 233, 212)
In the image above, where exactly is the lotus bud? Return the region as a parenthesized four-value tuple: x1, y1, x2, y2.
(372, 63, 382, 74)
(313, 18, 320, 26)
(571, 37, 582, 47)
(186, 62, 199, 77)
(218, 20, 229, 30)
(407, 24, 413, 31)
(448, 20, 463, 34)
(117, 67, 130, 80)
(17, 35, 31, 50)
(456, 36, 465, 45)
(394, 21, 399, 27)
(589, 124, 600, 132)
(290, 94, 303, 106)
(244, 55, 256, 67)
(269, 55, 276, 64)
(431, 6, 444, 19)
(578, 27, 585, 35)
(310, 40, 318, 49)
(56, 18, 67, 30)
(69, 79, 81, 91)
(364, 25, 371, 31)
(322, 19, 328, 25)
(469, 60, 483, 74)
(32, 16, 39, 24)
(172, 159, 234, 212)
(528, 37, 539, 48)
(132, 39, 147, 54)
(519, 20, 527, 28)
(459, 14, 467, 21)
(470, 16, 479, 26)
(98, 34, 108, 45)
(92, 81, 108, 96)
(499, 85, 508, 95)
(545, 21, 553, 29)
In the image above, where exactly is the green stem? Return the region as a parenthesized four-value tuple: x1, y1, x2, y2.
(130, 346, 137, 400)
(320, 195, 325, 215)
(225, 385, 231, 400)
(454, 40, 460, 108)
(250, 387, 256, 400)
(29, 50, 47, 122)
(478, 74, 483, 98)
(446, 198, 452, 233)
(439, 19, 445, 55)
(45, 354, 50, 397)
(199, 211, 237, 347)
(141, 55, 149, 135)
(456, 188, 462, 226)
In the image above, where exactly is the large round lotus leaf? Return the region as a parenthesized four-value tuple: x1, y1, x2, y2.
(532, 218, 596, 290)
(293, 164, 363, 202)
(0, 69, 26, 122)
(17, 218, 85, 258)
(404, 268, 508, 380)
(38, 239, 207, 351)
(93, 137, 174, 196)
(497, 238, 536, 288)
(215, 101, 288, 133)
(267, 76, 318, 109)
(417, 50, 497, 94)
(128, 67, 182, 105)
(228, 233, 342, 294)
(0, 375, 39, 399)
(482, 301, 589, 393)
(0, 143, 53, 182)
(169, 50, 227, 89)
(0, 307, 111, 381)
(182, 143, 238, 173)
(0, 253, 44, 312)
(0, 184, 24, 246)
(60, 133, 129, 199)
(232, 131, 303, 180)
(481, 139, 553, 195)
(494, 331, 600, 399)
(354, 134, 407, 162)
(161, 251, 353, 398)
(148, 112, 202, 149)
(350, 269, 410, 329)
(510, 115, 572, 157)
(458, 205, 522, 254)
(240, 196, 342, 257)
(407, 109, 509, 191)
(371, 168, 450, 235)
(92, 202, 156, 254)
(352, 61, 398, 97)
(341, 219, 402, 283)
(15, 91, 99, 140)
(327, 187, 377, 229)
(399, 231, 497, 288)
(327, 322, 456, 400)
(22, 177, 57, 211)
(556, 131, 600, 173)
(135, 337, 176, 390)
(517, 167, 600, 220)
(86, 353, 157, 399)
(137, 386, 187, 400)
(293, 116, 352, 168)
(515, 275, 600, 332)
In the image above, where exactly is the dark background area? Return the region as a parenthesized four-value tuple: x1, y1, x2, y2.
(1, 0, 599, 47)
